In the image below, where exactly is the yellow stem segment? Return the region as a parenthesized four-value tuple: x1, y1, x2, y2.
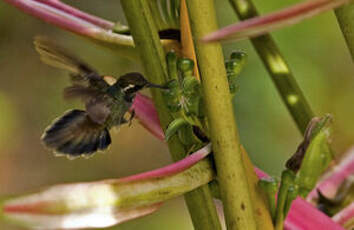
(180, 0, 200, 80)
(186, 0, 258, 229)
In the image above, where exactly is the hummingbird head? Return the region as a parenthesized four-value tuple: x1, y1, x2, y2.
(116, 72, 168, 95)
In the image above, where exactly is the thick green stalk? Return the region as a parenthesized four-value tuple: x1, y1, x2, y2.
(335, 3, 354, 60)
(274, 170, 295, 230)
(187, 1, 258, 229)
(229, 0, 315, 134)
(120, 1, 222, 230)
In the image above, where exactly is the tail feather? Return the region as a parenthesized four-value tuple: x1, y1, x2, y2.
(98, 129, 111, 149)
(42, 110, 111, 157)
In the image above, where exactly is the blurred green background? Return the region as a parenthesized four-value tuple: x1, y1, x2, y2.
(0, 0, 353, 229)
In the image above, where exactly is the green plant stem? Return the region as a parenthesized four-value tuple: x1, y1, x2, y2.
(120, 1, 222, 230)
(335, 2, 354, 60)
(274, 170, 295, 230)
(229, 0, 315, 134)
(186, 1, 258, 229)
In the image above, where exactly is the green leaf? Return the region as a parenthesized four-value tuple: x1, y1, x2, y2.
(182, 76, 204, 117)
(225, 51, 247, 94)
(274, 169, 296, 229)
(259, 178, 278, 220)
(165, 118, 190, 141)
(295, 125, 333, 197)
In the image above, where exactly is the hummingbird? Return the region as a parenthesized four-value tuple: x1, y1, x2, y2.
(34, 37, 167, 158)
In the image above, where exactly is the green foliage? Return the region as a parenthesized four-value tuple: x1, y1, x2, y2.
(163, 52, 205, 152)
(114, 0, 181, 35)
(295, 123, 333, 197)
(260, 115, 334, 228)
(150, 0, 180, 30)
(259, 178, 278, 220)
(225, 51, 247, 95)
(163, 50, 247, 152)
(274, 169, 296, 230)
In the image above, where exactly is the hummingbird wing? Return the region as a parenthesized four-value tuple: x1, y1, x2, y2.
(34, 36, 112, 124)
(34, 36, 110, 90)
(63, 84, 103, 101)
(63, 84, 112, 124)
(85, 97, 112, 125)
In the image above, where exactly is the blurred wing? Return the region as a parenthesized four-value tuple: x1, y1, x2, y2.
(63, 84, 102, 101)
(34, 36, 110, 90)
(63, 85, 111, 124)
(85, 97, 112, 125)
(35, 36, 113, 125)
(34, 36, 98, 78)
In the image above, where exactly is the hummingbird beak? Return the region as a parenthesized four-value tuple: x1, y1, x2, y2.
(145, 82, 169, 89)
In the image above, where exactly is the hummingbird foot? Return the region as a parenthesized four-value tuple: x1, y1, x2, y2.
(129, 110, 136, 126)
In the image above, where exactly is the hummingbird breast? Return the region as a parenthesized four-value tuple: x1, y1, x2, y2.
(104, 89, 133, 128)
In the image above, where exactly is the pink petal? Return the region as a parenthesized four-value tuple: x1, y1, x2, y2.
(203, 0, 351, 42)
(3, 0, 134, 47)
(118, 143, 211, 182)
(332, 202, 354, 227)
(307, 147, 354, 201)
(3, 0, 101, 35)
(132, 93, 165, 141)
(285, 197, 345, 230)
(35, 0, 114, 29)
(130, 93, 347, 230)
(2, 144, 213, 229)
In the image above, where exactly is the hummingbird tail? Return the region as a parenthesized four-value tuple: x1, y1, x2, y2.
(41, 109, 111, 158)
